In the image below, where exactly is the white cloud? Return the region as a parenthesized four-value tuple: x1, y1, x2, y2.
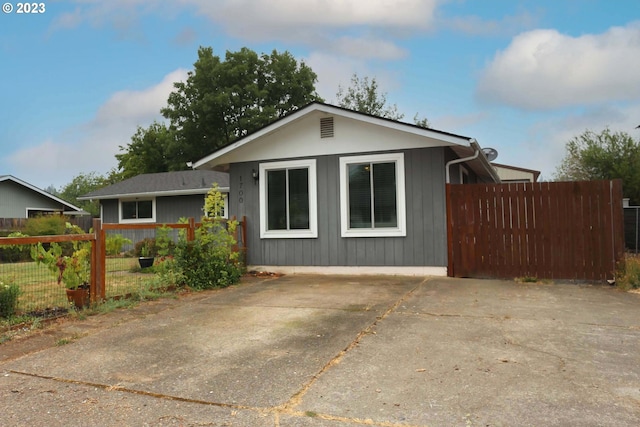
(521, 102, 640, 180)
(51, 0, 438, 60)
(186, 0, 437, 60)
(6, 69, 188, 189)
(186, 0, 438, 32)
(330, 36, 409, 60)
(430, 112, 490, 133)
(48, 0, 178, 40)
(305, 52, 368, 102)
(94, 69, 187, 125)
(477, 23, 640, 110)
(305, 52, 404, 104)
(442, 11, 539, 37)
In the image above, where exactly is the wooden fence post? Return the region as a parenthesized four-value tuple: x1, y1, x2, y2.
(230, 216, 239, 254)
(241, 215, 247, 258)
(187, 217, 196, 242)
(92, 218, 106, 303)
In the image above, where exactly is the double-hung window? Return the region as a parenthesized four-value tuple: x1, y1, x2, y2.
(259, 159, 317, 238)
(339, 153, 406, 237)
(120, 199, 155, 223)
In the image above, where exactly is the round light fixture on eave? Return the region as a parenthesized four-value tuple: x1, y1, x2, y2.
(482, 147, 499, 162)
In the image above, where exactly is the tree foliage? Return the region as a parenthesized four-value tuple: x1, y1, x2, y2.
(554, 128, 640, 204)
(174, 184, 242, 289)
(336, 74, 404, 120)
(335, 73, 430, 127)
(115, 122, 174, 179)
(117, 47, 322, 175)
(413, 113, 431, 129)
(58, 172, 114, 216)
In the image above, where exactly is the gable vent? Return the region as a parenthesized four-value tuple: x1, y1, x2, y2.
(320, 117, 334, 138)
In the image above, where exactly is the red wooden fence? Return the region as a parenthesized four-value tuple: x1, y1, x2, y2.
(446, 180, 625, 281)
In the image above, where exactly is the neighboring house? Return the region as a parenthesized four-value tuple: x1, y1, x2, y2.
(78, 170, 229, 224)
(0, 175, 85, 218)
(492, 163, 540, 183)
(193, 102, 500, 276)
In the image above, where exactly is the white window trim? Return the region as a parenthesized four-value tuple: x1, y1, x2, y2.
(119, 198, 156, 224)
(339, 152, 406, 238)
(204, 193, 229, 219)
(259, 159, 318, 239)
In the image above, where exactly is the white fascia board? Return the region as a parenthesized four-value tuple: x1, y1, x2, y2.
(1, 175, 84, 211)
(193, 103, 474, 170)
(77, 187, 230, 201)
(192, 107, 312, 169)
(470, 139, 501, 183)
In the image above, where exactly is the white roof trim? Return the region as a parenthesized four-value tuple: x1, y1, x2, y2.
(77, 187, 230, 201)
(0, 175, 85, 212)
(192, 103, 473, 170)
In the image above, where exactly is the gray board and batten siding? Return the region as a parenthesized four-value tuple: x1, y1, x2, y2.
(230, 147, 471, 268)
(100, 194, 209, 246)
(0, 179, 73, 218)
(100, 195, 207, 224)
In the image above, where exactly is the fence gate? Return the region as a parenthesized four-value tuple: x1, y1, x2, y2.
(446, 180, 624, 281)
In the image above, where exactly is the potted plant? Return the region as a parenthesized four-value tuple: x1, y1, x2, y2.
(138, 239, 155, 269)
(31, 240, 91, 309)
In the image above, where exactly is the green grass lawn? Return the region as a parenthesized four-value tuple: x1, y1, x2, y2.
(0, 257, 158, 313)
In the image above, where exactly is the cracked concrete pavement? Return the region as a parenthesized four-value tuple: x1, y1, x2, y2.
(1, 275, 639, 426)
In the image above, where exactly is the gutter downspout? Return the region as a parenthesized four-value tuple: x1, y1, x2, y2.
(445, 139, 480, 184)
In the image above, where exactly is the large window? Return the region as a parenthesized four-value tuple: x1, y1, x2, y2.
(120, 199, 155, 223)
(339, 153, 406, 237)
(259, 159, 317, 238)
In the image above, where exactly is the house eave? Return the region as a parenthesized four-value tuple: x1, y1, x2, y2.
(77, 187, 230, 201)
(0, 175, 84, 212)
(193, 102, 475, 171)
(450, 141, 501, 183)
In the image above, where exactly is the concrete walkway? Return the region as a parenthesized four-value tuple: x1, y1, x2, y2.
(1, 275, 639, 426)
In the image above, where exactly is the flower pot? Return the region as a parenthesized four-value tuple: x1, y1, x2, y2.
(139, 257, 155, 269)
(66, 285, 90, 309)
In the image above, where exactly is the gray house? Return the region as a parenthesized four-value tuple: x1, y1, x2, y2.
(193, 102, 500, 276)
(79, 170, 229, 224)
(0, 175, 85, 218)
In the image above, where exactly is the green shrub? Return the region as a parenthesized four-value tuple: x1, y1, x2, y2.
(24, 215, 68, 236)
(173, 184, 242, 290)
(616, 255, 640, 290)
(0, 279, 21, 318)
(149, 256, 184, 289)
(0, 231, 31, 262)
(105, 234, 132, 256)
(134, 238, 157, 257)
(155, 225, 175, 257)
(175, 239, 241, 289)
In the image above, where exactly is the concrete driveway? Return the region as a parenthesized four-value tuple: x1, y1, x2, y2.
(1, 275, 639, 426)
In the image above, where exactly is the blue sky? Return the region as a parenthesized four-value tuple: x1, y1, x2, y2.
(1, 0, 639, 190)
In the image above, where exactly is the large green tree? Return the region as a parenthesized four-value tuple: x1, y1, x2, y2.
(336, 73, 430, 128)
(116, 121, 174, 179)
(117, 47, 322, 174)
(58, 172, 112, 216)
(554, 128, 640, 204)
(169, 47, 320, 169)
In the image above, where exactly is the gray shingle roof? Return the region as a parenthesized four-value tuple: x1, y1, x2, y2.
(79, 170, 229, 200)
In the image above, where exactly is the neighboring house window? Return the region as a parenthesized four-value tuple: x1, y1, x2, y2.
(259, 159, 317, 238)
(204, 193, 229, 219)
(339, 153, 406, 237)
(120, 199, 155, 223)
